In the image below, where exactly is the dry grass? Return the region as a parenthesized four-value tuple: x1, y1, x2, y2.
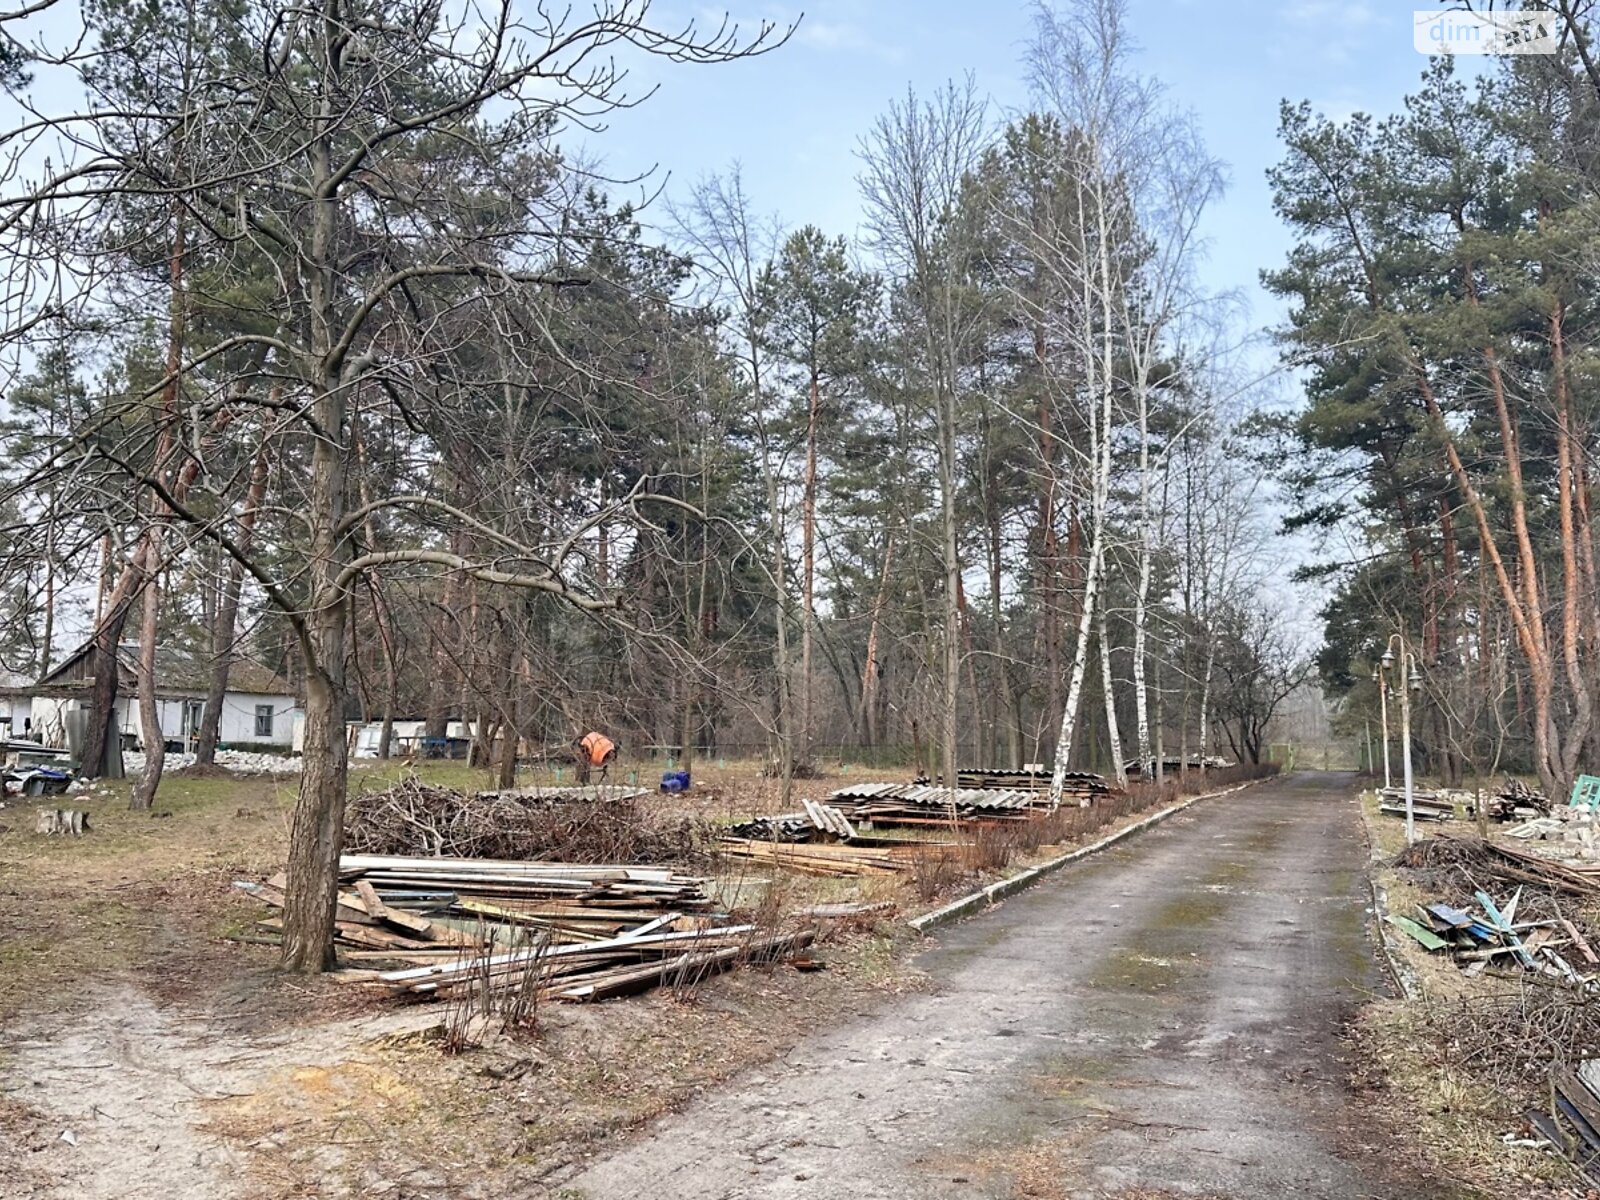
(0, 757, 936, 1199)
(1355, 786, 1591, 1198)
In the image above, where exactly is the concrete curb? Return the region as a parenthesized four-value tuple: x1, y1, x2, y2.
(1367, 874, 1420, 1002)
(907, 778, 1269, 934)
(1355, 789, 1421, 1002)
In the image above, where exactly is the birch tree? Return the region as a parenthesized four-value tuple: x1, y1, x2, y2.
(1020, 0, 1225, 798)
(859, 79, 988, 787)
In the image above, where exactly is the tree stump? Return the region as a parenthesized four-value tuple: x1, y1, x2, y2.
(35, 809, 90, 835)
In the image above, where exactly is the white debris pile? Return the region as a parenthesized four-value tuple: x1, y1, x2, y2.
(123, 749, 302, 776)
(1506, 806, 1600, 860)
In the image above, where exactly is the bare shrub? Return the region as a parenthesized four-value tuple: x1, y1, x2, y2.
(903, 761, 1281, 901)
(440, 926, 551, 1054)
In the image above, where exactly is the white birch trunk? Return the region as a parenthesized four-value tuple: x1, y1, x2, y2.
(1098, 597, 1125, 782)
(1132, 381, 1153, 775)
(1049, 535, 1102, 807)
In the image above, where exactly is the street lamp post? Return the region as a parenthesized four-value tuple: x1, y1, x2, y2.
(1372, 666, 1392, 790)
(1379, 633, 1420, 846)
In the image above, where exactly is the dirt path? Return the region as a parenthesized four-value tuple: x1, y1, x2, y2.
(1, 987, 438, 1200)
(560, 773, 1458, 1200)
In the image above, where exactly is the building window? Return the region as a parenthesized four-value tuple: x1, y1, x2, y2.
(254, 704, 274, 738)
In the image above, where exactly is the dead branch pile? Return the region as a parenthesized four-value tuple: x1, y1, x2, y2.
(343, 777, 714, 864)
(1394, 835, 1600, 898)
(1432, 985, 1600, 1089)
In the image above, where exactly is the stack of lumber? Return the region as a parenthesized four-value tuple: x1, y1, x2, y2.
(239, 854, 716, 956)
(359, 925, 815, 1003)
(341, 854, 713, 941)
(243, 854, 821, 1004)
(1377, 787, 1455, 822)
(958, 768, 1117, 798)
(718, 837, 957, 877)
(910, 768, 1118, 800)
(726, 800, 856, 843)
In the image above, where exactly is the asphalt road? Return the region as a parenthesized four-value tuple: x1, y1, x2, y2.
(561, 772, 1447, 1200)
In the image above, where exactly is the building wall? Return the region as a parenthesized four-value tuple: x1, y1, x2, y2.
(213, 692, 298, 745)
(28, 697, 71, 745)
(24, 692, 299, 748)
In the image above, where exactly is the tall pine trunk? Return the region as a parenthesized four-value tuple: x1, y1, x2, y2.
(800, 366, 819, 765)
(197, 437, 270, 764)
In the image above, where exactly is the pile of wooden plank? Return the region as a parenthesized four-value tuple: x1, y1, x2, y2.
(242, 853, 828, 1004)
(1495, 777, 1551, 819)
(239, 854, 717, 956)
(358, 924, 815, 1003)
(950, 768, 1117, 799)
(1533, 1062, 1600, 1186)
(1377, 787, 1455, 822)
(726, 800, 856, 843)
(1385, 887, 1600, 986)
(1484, 840, 1600, 896)
(344, 854, 712, 940)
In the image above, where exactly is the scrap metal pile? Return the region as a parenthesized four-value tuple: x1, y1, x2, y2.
(1389, 835, 1600, 990)
(239, 853, 809, 1003)
(1384, 887, 1599, 986)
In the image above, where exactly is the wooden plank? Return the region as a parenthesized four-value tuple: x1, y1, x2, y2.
(1476, 890, 1535, 968)
(616, 913, 683, 941)
(1385, 914, 1448, 952)
(1562, 918, 1599, 966)
(348, 881, 479, 947)
(377, 925, 760, 987)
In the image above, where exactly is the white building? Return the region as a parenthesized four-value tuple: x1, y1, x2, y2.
(2, 642, 301, 752)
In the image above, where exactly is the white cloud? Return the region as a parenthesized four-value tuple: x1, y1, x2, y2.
(1273, 0, 1384, 66)
(797, 16, 905, 62)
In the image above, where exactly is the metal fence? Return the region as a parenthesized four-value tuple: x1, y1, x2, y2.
(1265, 741, 1368, 772)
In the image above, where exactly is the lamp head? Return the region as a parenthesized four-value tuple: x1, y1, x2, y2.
(1381, 648, 1395, 669)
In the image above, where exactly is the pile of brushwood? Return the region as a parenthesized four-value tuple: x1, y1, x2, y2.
(1392, 836, 1600, 1089)
(344, 777, 713, 863)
